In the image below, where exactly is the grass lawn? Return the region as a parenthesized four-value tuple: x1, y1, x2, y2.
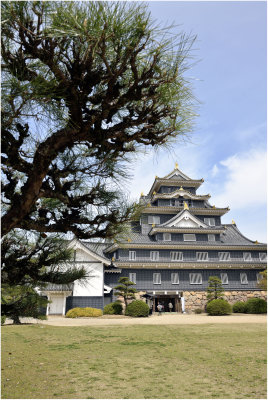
(1, 323, 267, 399)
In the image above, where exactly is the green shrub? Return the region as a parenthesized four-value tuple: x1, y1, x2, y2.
(194, 308, 203, 314)
(125, 300, 149, 317)
(206, 299, 232, 316)
(232, 301, 246, 313)
(103, 301, 123, 315)
(1, 315, 6, 325)
(244, 298, 267, 314)
(66, 307, 102, 318)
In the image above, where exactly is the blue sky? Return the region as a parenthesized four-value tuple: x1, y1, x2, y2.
(126, 0, 267, 243)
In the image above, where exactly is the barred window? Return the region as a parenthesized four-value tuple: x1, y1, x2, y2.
(129, 251, 136, 261)
(189, 273, 202, 284)
(256, 272, 263, 284)
(208, 234, 215, 242)
(220, 273, 228, 285)
(153, 273, 161, 284)
(171, 273, 179, 284)
(148, 215, 160, 225)
(196, 252, 208, 261)
(240, 272, 248, 285)
(204, 218, 216, 226)
(129, 273, 136, 284)
(163, 233, 171, 241)
(219, 252, 230, 261)
(183, 234, 196, 241)
(243, 252, 252, 262)
(170, 251, 183, 261)
(259, 253, 267, 262)
(150, 251, 159, 261)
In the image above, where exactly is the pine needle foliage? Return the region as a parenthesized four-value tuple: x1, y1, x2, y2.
(114, 276, 137, 312)
(206, 276, 225, 302)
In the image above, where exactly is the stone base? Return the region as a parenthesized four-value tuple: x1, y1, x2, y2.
(183, 290, 267, 313)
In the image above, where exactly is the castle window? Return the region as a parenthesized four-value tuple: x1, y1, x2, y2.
(171, 273, 179, 284)
(129, 251, 136, 261)
(240, 272, 248, 285)
(150, 251, 159, 261)
(153, 273, 161, 284)
(220, 273, 229, 285)
(196, 252, 208, 261)
(204, 218, 216, 226)
(163, 233, 171, 241)
(183, 234, 196, 241)
(208, 234, 215, 241)
(170, 251, 183, 261)
(219, 252, 230, 261)
(189, 273, 202, 284)
(256, 272, 263, 284)
(259, 253, 267, 261)
(129, 273, 136, 284)
(243, 252, 252, 262)
(148, 215, 160, 225)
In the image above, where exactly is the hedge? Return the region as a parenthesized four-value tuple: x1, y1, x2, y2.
(232, 301, 246, 313)
(206, 299, 232, 316)
(244, 298, 267, 314)
(66, 307, 102, 318)
(125, 300, 149, 317)
(103, 301, 123, 315)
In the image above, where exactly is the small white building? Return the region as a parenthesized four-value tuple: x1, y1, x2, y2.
(40, 239, 112, 315)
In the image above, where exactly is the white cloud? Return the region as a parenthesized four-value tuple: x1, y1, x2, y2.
(212, 148, 267, 209)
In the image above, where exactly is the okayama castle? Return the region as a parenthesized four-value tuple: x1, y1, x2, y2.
(41, 165, 267, 315)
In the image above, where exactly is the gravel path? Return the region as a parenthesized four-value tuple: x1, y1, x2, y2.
(15, 313, 267, 327)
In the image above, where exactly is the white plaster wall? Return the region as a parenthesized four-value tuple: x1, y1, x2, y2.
(73, 248, 104, 296)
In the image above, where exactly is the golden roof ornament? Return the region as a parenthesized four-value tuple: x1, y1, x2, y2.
(152, 223, 155, 228)
(127, 238, 131, 243)
(232, 219, 236, 225)
(175, 162, 179, 169)
(179, 186, 184, 191)
(147, 203, 151, 207)
(183, 201, 189, 210)
(153, 191, 156, 195)
(255, 240, 259, 244)
(213, 205, 216, 208)
(155, 175, 158, 179)
(112, 256, 115, 261)
(141, 191, 144, 196)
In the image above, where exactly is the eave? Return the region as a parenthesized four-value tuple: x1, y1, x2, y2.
(149, 227, 225, 235)
(105, 243, 267, 252)
(148, 178, 204, 196)
(152, 189, 211, 201)
(112, 262, 266, 270)
(142, 206, 230, 216)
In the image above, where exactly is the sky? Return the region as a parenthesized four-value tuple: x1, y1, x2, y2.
(124, 0, 267, 243)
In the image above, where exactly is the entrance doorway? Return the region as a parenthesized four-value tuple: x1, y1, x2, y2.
(153, 294, 182, 313)
(49, 295, 65, 315)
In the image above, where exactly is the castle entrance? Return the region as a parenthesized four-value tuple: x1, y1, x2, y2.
(153, 294, 183, 313)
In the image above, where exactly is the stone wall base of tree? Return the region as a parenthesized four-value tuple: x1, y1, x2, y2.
(184, 290, 267, 313)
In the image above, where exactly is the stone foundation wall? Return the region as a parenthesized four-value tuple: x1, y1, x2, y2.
(184, 290, 267, 313)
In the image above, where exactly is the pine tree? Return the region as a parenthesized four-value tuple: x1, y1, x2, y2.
(206, 276, 225, 302)
(1, 1, 197, 312)
(114, 277, 137, 312)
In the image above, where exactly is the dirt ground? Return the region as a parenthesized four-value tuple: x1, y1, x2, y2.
(14, 313, 267, 326)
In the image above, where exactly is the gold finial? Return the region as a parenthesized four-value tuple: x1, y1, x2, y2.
(155, 175, 158, 179)
(232, 219, 236, 225)
(112, 256, 115, 261)
(179, 186, 184, 191)
(255, 240, 259, 244)
(213, 205, 216, 209)
(153, 191, 156, 195)
(184, 201, 189, 210)
(152, 223, 155, 228)
(141, 191, 144, 196)
(147, 203, 151, 207)
(175, 162, 179, 169)
(127, 238, 131, 243)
